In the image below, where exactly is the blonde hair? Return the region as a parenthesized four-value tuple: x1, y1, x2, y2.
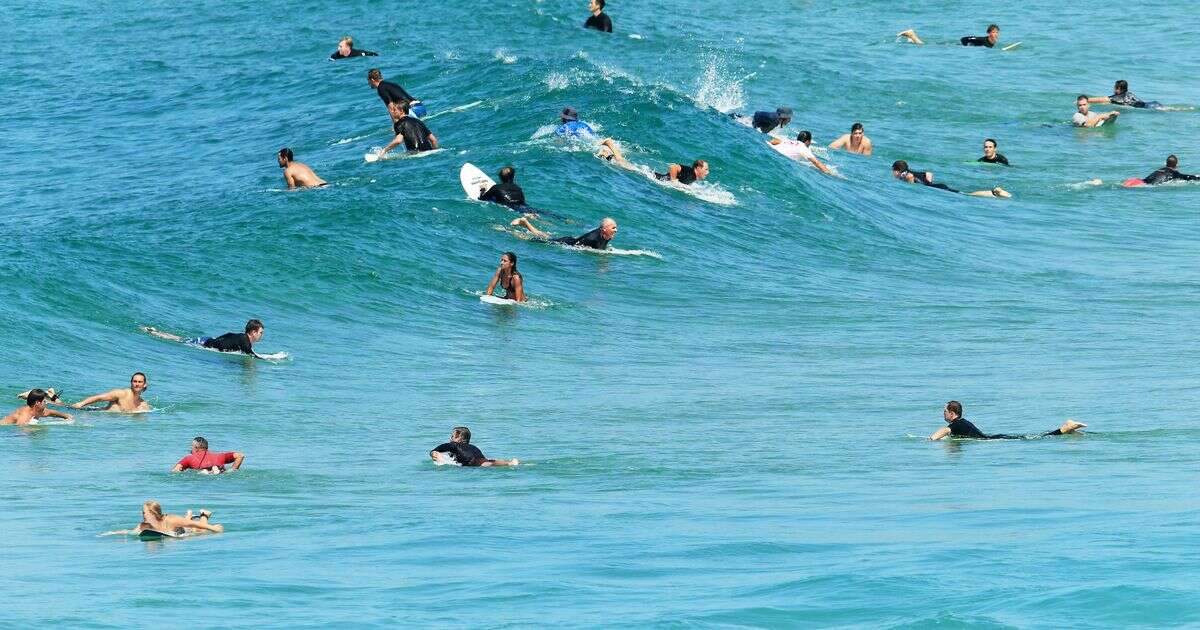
(142, 500, 164, 521)
(339, 36, 354, 47)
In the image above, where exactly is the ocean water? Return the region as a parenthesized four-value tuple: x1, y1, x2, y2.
(3, 1, 1200, 627)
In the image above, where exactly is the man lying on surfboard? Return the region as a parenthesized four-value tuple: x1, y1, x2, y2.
(430, 426, 519, 467)
(479, 166, 527, 209)
(1125, 155, 1200, 187)
(173, 436, 245, 474)
(103, 500, 224, 537)
(2, 389, 73, 425)
(898, 23, 1003, 48)
(1087, 80, 1163, 110)
(510, 216, 618, 250)
(144, 319, 267, 358)
(891, 161, 1011, 197)
(930, 400, 1087, 441)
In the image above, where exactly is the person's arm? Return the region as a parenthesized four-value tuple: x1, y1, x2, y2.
(284, 169, 297, 190)
(929, 427, 951, 440)
(598, 138, 626, 163)
(380, 134, 405, 157)
(485, 268, 501, 296)
(72, 390, 119, 409)
(808, 156, 834, 175)
(186, 519, 224, 533)
(511, 274, 525, 302)
(898, 29, 924, 45)
(45, 409, 73, 421)
(1103, 110, 1121, 121)
(667, 164, 682, 181)
(427, 133, 439, 150)
(1087, 96, 1111, 104)
(481, 458, 520, 466)
(828, 134, 847, 149)
(229, 452, 245, 470)
(862, 138, 874, 156)
(171, 463, 185, 473)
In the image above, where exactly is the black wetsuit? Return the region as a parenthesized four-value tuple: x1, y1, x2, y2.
(584, 12, 613, 33)
(751, 111, 784, 133)
(908, 170, 958, 193)
(393, 116, 434, 152)
(479, 182, 526, 208)
(553, 226, 611, 250)
(1109, 91, 1146, 108)
(1143, 167, 1200, 186)
(655, 165, 698, 185)
(948, 417, 1063, 440)
(201, 332, 254, 354)
(377, 80, 414, 106)
(330, 48, 378, 60)
(432, 442, 487, 466)
(960, 35, 995, 47)
(979, 153, 1010, 166)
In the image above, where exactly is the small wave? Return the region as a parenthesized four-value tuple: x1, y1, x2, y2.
(546, 71, 569, 91)
(628, 33, 643, 40)
(627, 163, 737, 206)
(692, 58, 749, 113)
(493, 48, 518, 64)
(1065, 179, 1104, 190)
(331, 134, 370, 146)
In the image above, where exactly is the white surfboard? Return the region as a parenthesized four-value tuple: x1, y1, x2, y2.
(461, 163, 496, 200)
(480, 294, 518, 306)
(1002, 42, 1022, 51)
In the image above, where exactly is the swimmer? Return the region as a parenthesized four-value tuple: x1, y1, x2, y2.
(1, 389, 73, 425)
(277, 148, 327, 189)
(584, 0, 612, 33)
(1088, 80, 1161, 109)
(380, 100, 438, 156)
(63, 372, 151, 412)
(897, 24, 999, 47)
(978, 138, 1010, 166)
(654, 159, 710, 185)
(329, 36, 378, 60)
(929, 400, 1087, 440)
(892, 160, 1011, 197)
(1141, 154, 1200, 186)
(485, 252, 526, 302)
(430, 426, 519, 467)
(367, 68, 425, 118)
(103, 501, 224, 536)
(511, 216, 618, 250)
(828, 122, 873, 156)
(145, 319, 266, 358)
(595, 138, 630, 166)
(172, 436, 245, 474)
(479, 166, 527, 209)
(769, 130, 835, 175)
(751, 107, 793, 134)
(555, 107, 596, 138)
(1073, 94, 1120, 128)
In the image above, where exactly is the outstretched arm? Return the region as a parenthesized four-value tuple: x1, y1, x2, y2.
(667, 164, 682, 181)
(828, 134, 848, 149)
(1087, 96, 1111, 104)
(481, 458, 520, 466)
(45, 409, 73, 421)
(808, 156, 834, 176)
(72, 390, 119, 409)
(380, 134, 405, 156)
(929, 427, 951, 441)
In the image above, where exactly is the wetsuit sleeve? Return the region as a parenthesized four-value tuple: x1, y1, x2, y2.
(601, 14, 612, 33)
(998, 155, 1010, 166)
(1181, 172, 1200, 181)
(432, 443, 455, 454)
(239, 336, 254, 355)
(357, 49, 379, 57)
(479, 185, 499, 203)
(330, 52, 343, 60)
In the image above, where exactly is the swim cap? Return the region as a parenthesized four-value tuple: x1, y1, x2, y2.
(561, 107, 579, 122)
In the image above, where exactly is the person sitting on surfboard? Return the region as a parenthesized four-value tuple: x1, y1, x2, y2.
(173, 436, 245, 474)
(1087, 80, 1161, 110)
(1, 389, 73, 426)
(1132, 155, 1200, 187)
(144, 319, 266, 358)
(510, 216, 618, 250)
(104, 501, 224, 537)
(654, 159, 709, 185)
(479, 166, 526, 209)
(930, 400, 1087, 441)
(769, 130, 835, 175)
(379, 100, 438, 157)
(367, 68, 425, 118)
(555, 107, 596, 138)
(891, 161, 1011, 197)
(277, 148, 327, 189)
(329, 36, 378, 60)
(485, 252, 526, 302)
(898, 24, 1000, 47)
(828, 122, 872, 156)
(430, 426, 519, 467)
(1073, 95, 1120, 128)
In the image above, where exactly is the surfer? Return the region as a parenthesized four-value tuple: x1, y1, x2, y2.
(584, 0, 612, 33)
(979, 138, 1010, 166)
(430, 426, 519, 466)
(329, 36, 378, 60)
(479, 166, 526, 209)
(930, 400, 1087, 440)
(828, 123, 873, 156)
(380, 100, 438, 156)
(1087, 80, 1161, 109)
(2, 389, 73, 425)
(104, 501, 224, 536)
(891, 160, 1011, 197)
(769, 130, 835, 175)
(367, 68, 425, 118)
(58, 372, 151, 412)
(144, 319, 266, 358)
(1073, 95, 1120, 127)
(654, 159, 710, 185)
(485, 252, 526, 302)
(278, 148, 328, 189)
(510, 216, 618, 250)
(595, 138, 630, 166)
(172, 436, 245, 474)
(555, 107, 596, 138)
(751, 107, 793, 134)
(897, 24, 1000, 47)
(1139, 155, 1200, 186)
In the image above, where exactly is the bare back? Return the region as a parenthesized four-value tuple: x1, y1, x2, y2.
(285, 162, 328, 189)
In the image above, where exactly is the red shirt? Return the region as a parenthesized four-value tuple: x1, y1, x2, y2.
(177, 450, 236, 471)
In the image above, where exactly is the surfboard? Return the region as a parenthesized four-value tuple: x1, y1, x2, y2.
(366, 148, 445, 163)
(27, 418, 74, 426)
(1122, 178, 1146, 188)
(480, 294, 518, 306)
(1002, 42, 1022, 51)
(137, 528, 182, 541)
(460, 163, 496, 200)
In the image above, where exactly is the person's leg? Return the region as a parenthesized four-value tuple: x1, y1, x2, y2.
(897, 29, 924, 44)
(510, 216, 550, 239)
(141, 326, 184, 342)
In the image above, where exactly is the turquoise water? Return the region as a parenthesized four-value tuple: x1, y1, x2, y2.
(3, 1, 1200, 626)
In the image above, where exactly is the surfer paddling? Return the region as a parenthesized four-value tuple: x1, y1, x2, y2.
(892, 161, 1011, 197)
(479, 166, 527, 209)
(1131, 155, 1200, 186)
(329, 36, 378, 60)
(278, 148, 327, 189)
(173, 436, 245, 474)
(103, 501, 224, 536)
(1087, 80, 1162, 109)
(930, 401, 1087, 440)
(769, 130, 835, 175)
(430, 426, 519, 466)
(898, 24, 1001, 47)
(510, 216, 618, 250)
(143, 319, 266, 358)
(2, 389, 73, 425)
(654, 159, 710, 185)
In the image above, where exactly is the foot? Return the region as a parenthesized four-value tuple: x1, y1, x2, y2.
(992, 187, 1012, 198)
(1059, 419, 1087, 434)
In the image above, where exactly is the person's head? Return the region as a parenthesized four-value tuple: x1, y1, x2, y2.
(386, 99, 403, 120)
(396, 99, 411, 117)
(500, 251, 518, 273)
(338, 36, 354, 56)
(944, 400, 963, 421)
(277, 148, 293, 168)
(130, 372, 148, 393)
(776, 107, 793, 125)
(367, 68, 383, 87)
(850, 122, 865, 141)
(498, 166, 516, 183)
(692, 159, 709, 180)
(600, 217, 618, 240)
(142, 500, 164, 522)
(796, 130, 812, 145)
(891, 160, 909, 178)
(245, 319, 264, 343)
(191, 436, 209, 452)
(986, 24, 999, 45)
(1166, 154, 1179, 169)
(451, 426, 472, 443)
(1114, 80, 1128, 95)
(25, 388, 48, 409)
(560, 106, 579, 123)
(983, 138, 998, 158)
(589, 0, 605, 14)
(1077, 95, 1090, 113)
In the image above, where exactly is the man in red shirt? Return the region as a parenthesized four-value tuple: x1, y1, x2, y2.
(172, 436, 245, 474)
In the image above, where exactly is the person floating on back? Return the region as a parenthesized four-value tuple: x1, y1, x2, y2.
(555, 107, 596, 138)
(655, 159, 710, 185)
(1073, 94, 1120, 127)
(828, 122, 873, 155)
(380, 100, 438, 157)
(367, 68, 425, 118)
(2, 389, 73, 425)
(278, 148, 327, 189)
(173, 436, 245, 474)
(485, 252, 526, 302)
(329, 36, 378, 60)
(511, 216, 618, 250)
(584, 0, 612, 33)
(897, 23, 1000, 47)
(1127, 154, 1200, 187)
(929, 400, 1086, 440)
(892, 160, 1011, 197)
(769, 130, 835, 176)
(978, 138, 1010, 166)
(144, 319, 267, 358)
(479, 166, 527, 209)
(430, 426, 519, 466)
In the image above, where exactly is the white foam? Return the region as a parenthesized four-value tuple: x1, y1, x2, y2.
(493, 49, 518, 64)
(692, 58, 749, 113)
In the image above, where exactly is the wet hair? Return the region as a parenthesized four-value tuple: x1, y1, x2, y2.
(987, 24, 999, 34)
(452, 426, 472, 443)
(1077, 94, 1089, 103)
(245, 319, 264, 335)
(946, 400, 963, 418)
(984, 138, 997, 148)
(851, 122, 864, 133)
(340, 36, 354, 47)
(193, 436, 209, 449)
(278, 148, 293, 162)
(143, 500, 164, 521)
(398, 100, 411, 115)
(1167, 154, 1179, 168)
(692, 159, 707, 170)
(502, 251, 520, 276)
(367, 68, 382, 82)
(498, 166, 516, 183)
(892, 160, 909, 173)
(25, 389, 47, 407)
(595, 0, 605, 8)
(797, 130, 812, 143)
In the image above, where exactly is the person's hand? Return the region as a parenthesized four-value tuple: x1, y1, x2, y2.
(510, 459, 520, 466)
(71, 403, 83, 409)
(63, 413, 74, 421)
(185, 510, 194, 519)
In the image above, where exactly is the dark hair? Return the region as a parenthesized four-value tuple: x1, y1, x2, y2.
(278, 148, 293, 161)
(1114, 80, 1128, 94)
(986, 24, 999, 33)
(692, 159, 707, 169)
(1077, 94, 1089, 102)
(502, 251, 519, 276)
(132, 372, 147, 383)
(892, 160, 908, 172)
(984, 138, 997, 147)
(946, 400, 963, 418)
(851, 122, 864, 132)
(367, 68, 382, 82)
(452, 426, 472, 443)
(498, 166, 515, 183)
(25, 389, 47, 407)
(245, 319, 264, 334)
(1167, 154, 1179, 168)
(398, 100, 411, 115)
(596, 0, 605, 8)
(193, 436, 209, 449)
(797, 130, 812, 143)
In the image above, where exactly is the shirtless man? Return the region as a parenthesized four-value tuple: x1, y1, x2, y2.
(829, 122, 873, 155)
(70, 372, 152, 412)
(1073, 95, 1120, 128)
(2, 389, 73, 425)
(278, 148, 327, 189)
